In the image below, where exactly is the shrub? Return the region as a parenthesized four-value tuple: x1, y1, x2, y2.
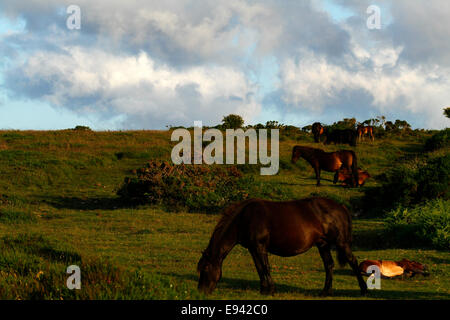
(117, 161, 291, 212)
(424, 128, 450, 151)
(72, 125, 92, 131)
(363, 154, 450, 215)
(384, 199, 450, 250)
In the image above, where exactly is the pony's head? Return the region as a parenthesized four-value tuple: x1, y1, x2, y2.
(197, 251, 222, 295)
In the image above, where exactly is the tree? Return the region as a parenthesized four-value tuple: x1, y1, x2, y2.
(265, 121, 284, 129)
(385, 121, 395, 131)
(377, 115, 386, 127)
(221, 114, 244, 129)
(332, 118, 356, 130)
(444, 107, 450, 119)
(394, 119, 411, 130)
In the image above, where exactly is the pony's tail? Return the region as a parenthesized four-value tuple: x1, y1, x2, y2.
(351, 151, 359, 187)
(336, 204, 353, 267)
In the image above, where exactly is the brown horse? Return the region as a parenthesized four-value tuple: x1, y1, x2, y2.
(197, 197, 368, 296)
(357, 125, 374, 142)
(312, 122, 324, 143)
(324, 128, 357, 147)
(359, 259, 429, 278)
(337, 168, 370, 187)
(291, 146, 359, 187)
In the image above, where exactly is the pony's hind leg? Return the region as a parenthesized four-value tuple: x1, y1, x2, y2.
(338, 244, 368, 295)
(249, 245, 275, 295)
(317, 243, 334, 296)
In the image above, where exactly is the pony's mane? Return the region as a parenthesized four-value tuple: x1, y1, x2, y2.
(212, 199, 253, 240)
(294, 145, 325, 155)
(201, 199, 255, 261)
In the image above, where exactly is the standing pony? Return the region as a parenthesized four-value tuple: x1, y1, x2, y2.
(291, 145, 359, 187)
(312, 122, 324, 143)
(324, 129, 357, 147)
(357, 125, 374, 142)
(197, 197, 368, 296)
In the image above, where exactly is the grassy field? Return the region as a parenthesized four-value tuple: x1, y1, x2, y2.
(0, 129, 449, 299)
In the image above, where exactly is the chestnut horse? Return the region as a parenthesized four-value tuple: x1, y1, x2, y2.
(357, 125, 374, 142)
(359, 259, 429, 278)
(291, 146, 359, 187)
(312, 122, 325, 143)
(337, 168, 370, 187)
(197, 197, 368, 296)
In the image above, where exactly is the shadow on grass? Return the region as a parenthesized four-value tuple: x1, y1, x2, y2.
(398, 143, 424, 154)
(352, 226, 439, 250)
(426, 256, 450, 264)
(40, 195, 135, 211)
(278, 177, 346, 188)
(162, 272, 450, 299)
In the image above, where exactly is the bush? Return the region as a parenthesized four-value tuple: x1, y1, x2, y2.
(117, 161, 291, 212)
(384, 199, 450, 250)
(72, 125, 92, 131)
(363, 154, 450, 214)
(424, 128, 450, 151)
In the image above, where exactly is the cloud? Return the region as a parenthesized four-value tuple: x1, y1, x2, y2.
(3, 47, 260, 128)
(1, 0, 449, 129)
(279, 46, 450, 128)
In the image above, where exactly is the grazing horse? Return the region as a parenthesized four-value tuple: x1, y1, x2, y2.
(291, 145, 359, 187)
(197, 197, 368, 296)
(357, 125, 374, 142)
(312, 122, 325, 143)
(337, 168, 370, 187)
(324, 129, 357, 147)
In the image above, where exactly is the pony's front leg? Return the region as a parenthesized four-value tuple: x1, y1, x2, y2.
(314, 167, 321, 186)
(249, 246, 275, 295)
(333, 171, 339, 184)
(317, 244, 334, 296)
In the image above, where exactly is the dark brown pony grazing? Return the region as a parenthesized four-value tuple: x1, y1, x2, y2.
(291, 145, 359, 187)
(312, 122, 324, 143)
(357, 125, 374, 142)
(197, 198, 368, 296)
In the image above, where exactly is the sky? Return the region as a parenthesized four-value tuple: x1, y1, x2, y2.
(0, 0, 449, 130)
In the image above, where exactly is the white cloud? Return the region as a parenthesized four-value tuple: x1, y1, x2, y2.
(280, 45, 450, 128)
(1, 0, 450, 129)
(9, 47, 260, 128)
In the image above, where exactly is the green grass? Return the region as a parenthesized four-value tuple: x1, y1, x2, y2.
(0, 129, 449, 299)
